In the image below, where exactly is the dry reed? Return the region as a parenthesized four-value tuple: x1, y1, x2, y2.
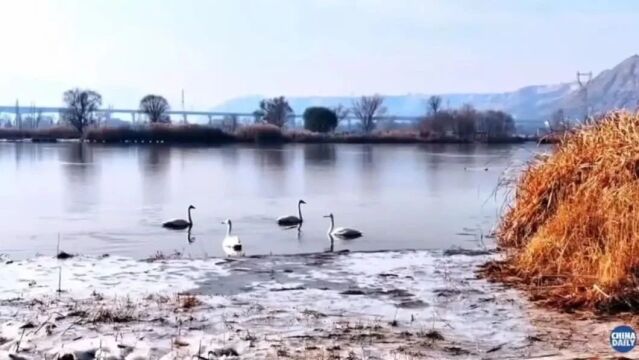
(234, 123, 286, 143)
(0, 126, 79, 140)
(85, 124, 234, 143)
(483, 112, 639, 312)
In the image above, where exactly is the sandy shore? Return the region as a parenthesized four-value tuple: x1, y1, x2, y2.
(0, 250, 626, 359)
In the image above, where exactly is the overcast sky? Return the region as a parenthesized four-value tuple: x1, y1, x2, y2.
(1, 0, 638, 109)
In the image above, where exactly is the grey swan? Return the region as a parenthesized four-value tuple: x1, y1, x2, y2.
(277, 200, 306, 226)
(163, 205, 195, 230)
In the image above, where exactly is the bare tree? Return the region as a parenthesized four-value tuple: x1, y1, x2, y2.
(453, 104, 477, 140)
(62, 88, 102, 138)
(140, 95, 170, 123)
(258, 96, 293, 127)
(252, 110, 265, 123)
(351, 95, 386, 133)
(479, 110, 515, 139)
(332, 104, 350, 131)
(427, 95, 442, 115)
(420, 110, 454, 137)
(332, 104, 350, 122)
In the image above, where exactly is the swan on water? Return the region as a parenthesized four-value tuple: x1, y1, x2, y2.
(162, 205, 195, 230)
(277, 200, 306, 226)
(324, 213, 362, 239)
(222, 219, 243, 255)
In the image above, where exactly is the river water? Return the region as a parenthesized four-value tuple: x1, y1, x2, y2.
(0, 142, 544, 259)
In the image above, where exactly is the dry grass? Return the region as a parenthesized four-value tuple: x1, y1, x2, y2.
(1, 123, 526, 145)
(85, 124, 234, 143)
(145, 250, 183, 262)
(235, 123, 286, 143)
(284, 129, 327, 142)
(333, 130, 420, 144)
(483, 111, 639, 313)
(177, 293, 202, 310)
(89, 300, 138, 323)
(0, 126, 79, 140)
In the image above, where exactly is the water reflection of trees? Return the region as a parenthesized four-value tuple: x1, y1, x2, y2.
(63, 143, 95, 181)
(61, 143, 97, 214)
(356, 145, 378, 193)
(255, 145, 287, 169)
(360, 144, 374, 170)
(304, 144, 336, 164)
(139, 145, 170, 176)
(220, 145, 239, 167)
(13, 142, 44, 167)
(139, 145, 171, 205)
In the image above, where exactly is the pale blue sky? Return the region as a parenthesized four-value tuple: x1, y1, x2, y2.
(1, 0, 638, 109)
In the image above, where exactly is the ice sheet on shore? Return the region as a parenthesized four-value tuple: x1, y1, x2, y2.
(0, 250, 616, 359)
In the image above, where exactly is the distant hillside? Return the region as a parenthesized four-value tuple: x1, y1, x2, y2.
(212, 85, 575, 120)
(556, 55, 639, 118)
(211, 55, 639, 124)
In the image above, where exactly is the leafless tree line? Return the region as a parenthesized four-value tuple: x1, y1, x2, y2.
(255, 94, 387, 133)
(420, 100, 516, 140)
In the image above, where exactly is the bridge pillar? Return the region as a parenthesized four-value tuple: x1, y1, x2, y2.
(208, 115, 213, 125)
(131, 112, 136, 123)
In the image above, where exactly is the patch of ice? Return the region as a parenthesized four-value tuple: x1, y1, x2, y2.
(0, 250, 571, 358)
(0, 255, 230, 299)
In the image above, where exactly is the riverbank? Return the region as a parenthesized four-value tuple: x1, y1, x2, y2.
(0, 249, 623, 359)
(0, 125, 534, 145)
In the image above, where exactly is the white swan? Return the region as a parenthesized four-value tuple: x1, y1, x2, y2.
(277, 200, 306, 226)
(324, 213, 362, 239)
(221, 219, 243, 255)
(163, 205, 195, 230)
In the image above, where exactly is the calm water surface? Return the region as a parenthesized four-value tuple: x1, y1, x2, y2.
(0, 142, 543, 259)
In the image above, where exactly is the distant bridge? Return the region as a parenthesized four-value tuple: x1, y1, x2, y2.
(0, 105, 543, 129)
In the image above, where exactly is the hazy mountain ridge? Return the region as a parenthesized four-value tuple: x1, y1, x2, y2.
(558, 55, 639, 117)
(212, 55, 639, 122)
(211, 87, 575, 120)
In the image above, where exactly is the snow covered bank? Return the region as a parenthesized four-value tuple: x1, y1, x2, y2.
(0, 250, 621, 359)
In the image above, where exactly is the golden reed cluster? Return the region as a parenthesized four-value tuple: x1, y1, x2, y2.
(483, 112, 639, 313)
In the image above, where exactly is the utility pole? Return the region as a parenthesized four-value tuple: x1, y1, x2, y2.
(15, 100, 21, 130)
(577, 71, 592, 122)
(31, 102, 37, 129)
(181, 89, 187, 124)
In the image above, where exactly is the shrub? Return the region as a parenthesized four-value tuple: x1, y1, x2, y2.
(257, 97, 293, 128)
(482, 111, 639, 312)
(139, 94, 170, 123)
(303, 107, 338, 133)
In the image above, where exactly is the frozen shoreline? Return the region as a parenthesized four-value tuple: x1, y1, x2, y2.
(0, 250, 621, 359)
